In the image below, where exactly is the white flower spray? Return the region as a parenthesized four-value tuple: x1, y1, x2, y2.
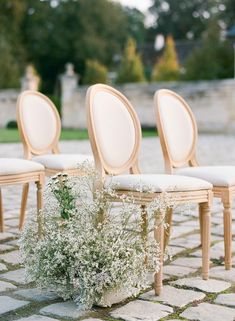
(20, 163, 173, 310)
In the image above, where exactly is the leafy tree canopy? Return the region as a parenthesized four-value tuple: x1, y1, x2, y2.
(0, 0, 146, 91)
(148, 0, 235, 41)
(22, 0, 131, 91)
(183, 20, 233, 80)
(0, 0, 27, 88)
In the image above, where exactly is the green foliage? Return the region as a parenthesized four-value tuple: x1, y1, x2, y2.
(47, 94, 61, 116)
(83, 60, 108, 84)
(0, 36, 21, 88)
(124, 7, 146, 46)
(6, 120, 18, 129)
(183, 20, 233, 80)
(117, 38, 145, 83)
(20, 167, 164, 310)
(22, 0, 131, 92)
(50, 174, 76, 220)
(0, 0, 26, 88)
(148, 0, 235, 41)
(0, 1, 148, 92)
(152, 35, 180, 81)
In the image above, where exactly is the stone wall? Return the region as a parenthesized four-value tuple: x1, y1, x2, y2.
(0, 90, 19, 127)
(0, 65, 40, 127)
(1, 65, 234, 134)
(61, 78, 235, 134)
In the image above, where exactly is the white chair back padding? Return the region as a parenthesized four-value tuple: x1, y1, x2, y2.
(18, 92, 60, 153)
(156, 90, 197, 164)
(87, 85, 140, 173)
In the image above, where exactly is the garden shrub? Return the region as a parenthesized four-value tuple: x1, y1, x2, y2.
(117, 37, 145, 83)
(152, 35, 180, 81)
(83, 60, 108, 84)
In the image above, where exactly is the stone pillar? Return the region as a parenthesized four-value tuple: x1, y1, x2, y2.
(60, 63, 79, 102)
(60, 63, 80, 127)
(21, 65, 40, 91)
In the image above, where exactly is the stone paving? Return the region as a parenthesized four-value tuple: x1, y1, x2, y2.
(0, 135, 235, 321)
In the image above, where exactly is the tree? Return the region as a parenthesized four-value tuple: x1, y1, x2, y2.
(0, 1, 26, 88)
(124, 7, 146, 46)
(117, 38, 145, 83)
(222, 0, 235, 29)
(0, 38, 21, 88)
(0, 0, 148, 92)
(152, 35, 180, 81)
(22, 0, 131, 92)
(83, 60, 108, 84)
(147, 0, 233, 41)
(183, 20, 233, 80)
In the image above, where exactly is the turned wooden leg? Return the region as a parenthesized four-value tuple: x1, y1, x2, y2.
(199, 203, 203, 246)
(19, 183, 29, 230)
(36, 181, 43, 239)
(222, 192, 232, 270)
(0, 188, 4, 232)
(154, 211, 164, 295)
(141, 205, 148, 264)
(199, 201, 211, 280)
(164, 207, 173, 250)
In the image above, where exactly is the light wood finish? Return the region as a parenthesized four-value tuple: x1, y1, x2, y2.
(164, 207, 173, 249)
(155, 89, 234, 270)
(16, 90, 83, 177)
(16, 91, 87, 230)
(199, 203, 203, 245)
(221, 189, 233, 269)
(19, 183, 29, 230)
(154, 211, 164, 295)
(0, 170, 44, 232)
(36, 180, 43, 239)
(200, 202, 211, 279)
(0, 188, 3, 232)
(86, 84, 212, 295)
(141, 205, 148, 264)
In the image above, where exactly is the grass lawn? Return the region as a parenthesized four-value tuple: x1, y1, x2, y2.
(0, 128, 157, 143)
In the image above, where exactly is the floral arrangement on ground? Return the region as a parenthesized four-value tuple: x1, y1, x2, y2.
(20, 163, 172, 310)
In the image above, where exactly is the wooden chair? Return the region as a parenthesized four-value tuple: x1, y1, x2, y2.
(17, 90, 93, 176)
(17, 91, 93, 220)
(86, 84, 213, 295)
(0, 158, 44, 231)
(154, 88, 235, 270)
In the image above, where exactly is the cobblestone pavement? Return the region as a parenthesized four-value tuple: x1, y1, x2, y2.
(0, 135, 235, 321)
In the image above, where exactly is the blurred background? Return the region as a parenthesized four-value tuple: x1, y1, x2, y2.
(1, 0, 234, 92)
(0, 0, 235, 136)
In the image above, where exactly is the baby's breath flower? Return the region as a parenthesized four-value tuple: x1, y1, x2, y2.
(20, 162, 172, 311)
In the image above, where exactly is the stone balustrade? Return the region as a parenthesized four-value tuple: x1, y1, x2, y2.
(61, 77, 235, 134)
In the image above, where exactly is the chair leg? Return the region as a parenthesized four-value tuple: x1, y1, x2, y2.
(19, 183, 29, 230)
(36, 180, 43, 239)
(222, 193, 232, 270)
(199, 203, 203, 246)
(141, 205, 148, 264)
(164, 207, 173, 250)
(199, 202, 211, 280)
(0, 188, 4, 232)
(154, 211, 164, 295)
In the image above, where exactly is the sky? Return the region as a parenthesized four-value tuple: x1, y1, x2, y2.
(114, 0, 152, 12)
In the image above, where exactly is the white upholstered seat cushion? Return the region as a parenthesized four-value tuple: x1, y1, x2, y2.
(104, 174, 212, 193)
(0, 158, 44, 175)
(33, 154, 93, 170)
(176, 166, 235, 187)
